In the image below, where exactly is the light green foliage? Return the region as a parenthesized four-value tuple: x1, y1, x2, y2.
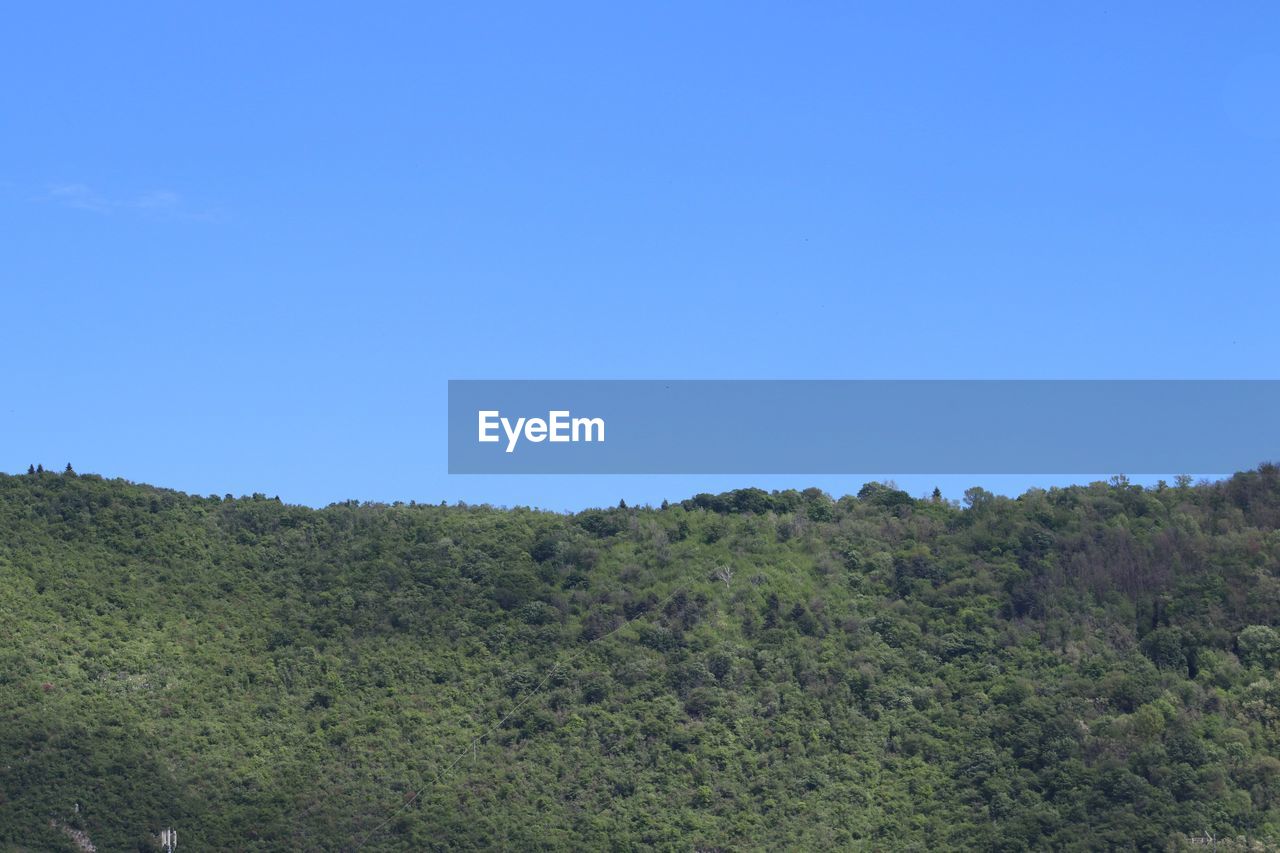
(1, 467, 1279, 850)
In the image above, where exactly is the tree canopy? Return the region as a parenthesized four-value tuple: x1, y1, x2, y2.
(1, 466, 1279, 850)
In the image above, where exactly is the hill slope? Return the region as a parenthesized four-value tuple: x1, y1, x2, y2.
(2, 469, 1280, 850)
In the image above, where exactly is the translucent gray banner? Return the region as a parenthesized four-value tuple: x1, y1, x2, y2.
(447, 380, 1278, 474)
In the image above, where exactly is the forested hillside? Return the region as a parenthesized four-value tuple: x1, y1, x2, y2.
(2, 467, 1280, 851)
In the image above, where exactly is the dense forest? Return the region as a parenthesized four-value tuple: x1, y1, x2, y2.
(2, 467, 1280, 851)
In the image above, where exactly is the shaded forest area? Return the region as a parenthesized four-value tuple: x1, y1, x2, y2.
(2, 467, 1280, 850)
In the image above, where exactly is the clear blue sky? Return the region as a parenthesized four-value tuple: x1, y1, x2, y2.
(3, 3, 1277, 510)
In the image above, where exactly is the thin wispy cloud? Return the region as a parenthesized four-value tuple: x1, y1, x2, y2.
(134, 189, 182, 210)
(46, 183, 113, 213)
(39, 183, 219, 220)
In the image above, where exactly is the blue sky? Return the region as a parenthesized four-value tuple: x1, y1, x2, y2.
(2, 3, 1277, 510)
